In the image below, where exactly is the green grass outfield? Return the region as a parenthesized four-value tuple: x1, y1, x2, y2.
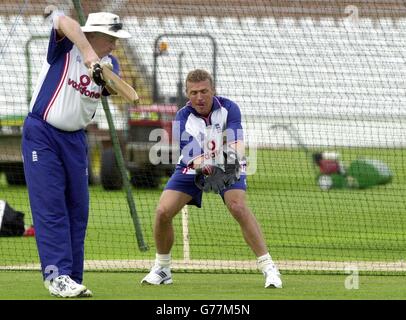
(1, 148, 405, 264)
(1, 148, 406, 300)
(1, 271, 406, 300)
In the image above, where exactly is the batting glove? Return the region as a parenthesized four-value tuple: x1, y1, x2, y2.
(89, 62, 106, 86)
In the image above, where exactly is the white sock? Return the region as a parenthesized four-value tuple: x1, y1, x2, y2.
(257, 253, 274, 272)
(156, 253, 171, 268)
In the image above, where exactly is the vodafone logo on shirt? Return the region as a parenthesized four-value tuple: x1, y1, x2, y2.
(67, 74, 101, 99)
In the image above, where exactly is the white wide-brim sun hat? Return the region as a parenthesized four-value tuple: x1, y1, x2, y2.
(81, 12, 131, 39)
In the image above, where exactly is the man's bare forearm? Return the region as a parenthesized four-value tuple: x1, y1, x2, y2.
(56, 15, 99, 67)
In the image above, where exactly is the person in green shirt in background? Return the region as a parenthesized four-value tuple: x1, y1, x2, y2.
(313, 151, 393, 191)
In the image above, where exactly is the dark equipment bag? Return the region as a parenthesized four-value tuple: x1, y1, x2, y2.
(0, 200, 25, 236)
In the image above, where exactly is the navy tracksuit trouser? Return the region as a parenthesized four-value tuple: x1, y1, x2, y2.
(21, 114, 89, 284)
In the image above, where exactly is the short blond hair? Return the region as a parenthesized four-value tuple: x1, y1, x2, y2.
(185, 69, 214, 91)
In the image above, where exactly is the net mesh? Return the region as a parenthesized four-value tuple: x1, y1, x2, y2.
(1, 0, 406, 274)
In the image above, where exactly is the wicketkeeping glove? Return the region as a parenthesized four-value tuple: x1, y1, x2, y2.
(194, 151, 242, 193)
(194, 165, 227, 193)
(90, 63, 106, 86)
(223, 150, 241, 186)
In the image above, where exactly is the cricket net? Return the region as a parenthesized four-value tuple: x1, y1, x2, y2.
(1, 1, 406, 275)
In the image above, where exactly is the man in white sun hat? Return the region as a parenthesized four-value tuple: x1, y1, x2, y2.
(21, 10, 130, 298)
(81, 12, 131, 39)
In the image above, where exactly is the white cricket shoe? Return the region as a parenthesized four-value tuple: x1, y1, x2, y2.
(264, 264, 282, 289)
(48, 275, 88, 298)
(77, 288, 93, 298)
(141, 265, 173, 285)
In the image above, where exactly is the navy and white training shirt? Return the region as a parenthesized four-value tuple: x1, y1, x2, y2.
(173, 96, 244, 172)
(29, 28, 119, 131)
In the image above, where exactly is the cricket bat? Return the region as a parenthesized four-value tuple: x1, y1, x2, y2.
(102, 67, 140, 105)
